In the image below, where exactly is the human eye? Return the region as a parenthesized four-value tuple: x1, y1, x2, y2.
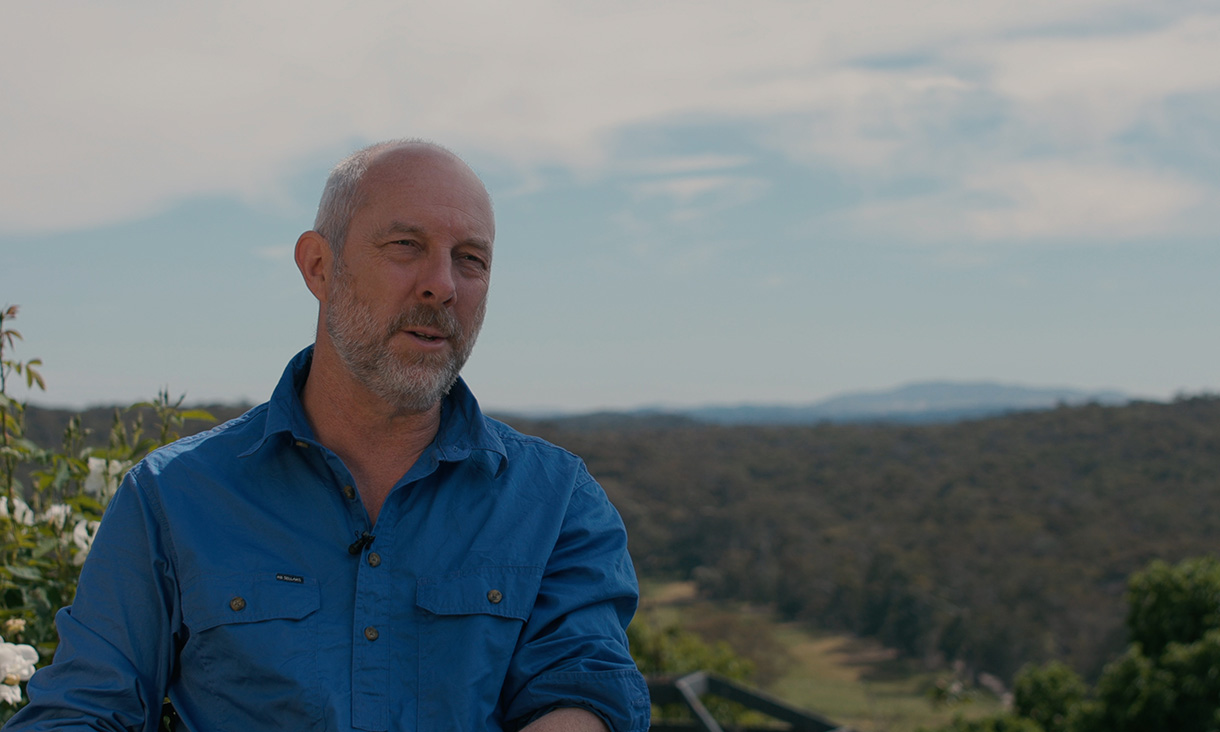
(456, 250, 490, 271)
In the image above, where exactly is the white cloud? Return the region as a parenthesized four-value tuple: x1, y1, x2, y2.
(961, 14, 1220, 145)
(621, 154, 753, 176)
(964, 163, 1207, 239)
(1, 0, 1216, 243)
(847, 161, 1210, 241)
(631, 175, 768, 206)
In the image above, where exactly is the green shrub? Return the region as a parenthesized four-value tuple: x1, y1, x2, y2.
(0, 305, 211, 721)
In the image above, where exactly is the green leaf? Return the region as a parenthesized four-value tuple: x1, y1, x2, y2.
(131, 438, 159, 456)
(14, 437, 44, 454)
(32, 537, 61, 559)
(7, 565, 43, 581)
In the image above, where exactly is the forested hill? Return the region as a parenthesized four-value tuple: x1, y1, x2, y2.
(22, 395, 1220, 682)
(503, 396, 1220, 682)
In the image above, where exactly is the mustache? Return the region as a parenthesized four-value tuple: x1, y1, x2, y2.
(388, 305, 461, 339)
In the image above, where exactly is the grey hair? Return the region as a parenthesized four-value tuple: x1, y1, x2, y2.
(312, 138, 459, 254)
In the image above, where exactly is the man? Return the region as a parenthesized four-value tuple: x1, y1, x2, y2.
(10, 141, 650, 731)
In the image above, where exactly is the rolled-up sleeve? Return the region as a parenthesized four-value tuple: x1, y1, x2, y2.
(501, 477, 651, 732)
(8, 468, 180, 732)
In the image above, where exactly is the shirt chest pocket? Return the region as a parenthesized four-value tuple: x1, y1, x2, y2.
(184, 573, 321, 632)
(179, 573, 325, 730)
(414, 567, 543, 726)
(416, 566, 541, 620)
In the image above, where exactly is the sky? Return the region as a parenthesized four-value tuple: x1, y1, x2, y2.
(2, 1, 1218, 414)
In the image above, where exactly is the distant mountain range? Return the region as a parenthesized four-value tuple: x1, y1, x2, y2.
(666, 381, 1132, 425)
(24, 382, 1137, 440)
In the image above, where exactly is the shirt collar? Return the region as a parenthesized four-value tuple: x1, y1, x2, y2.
(432, 378, 507, 477)
(240, 345, 507, 477)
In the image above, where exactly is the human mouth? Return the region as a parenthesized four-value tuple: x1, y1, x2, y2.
(391, 306, 460, 346)
(403, 327, 449, 344)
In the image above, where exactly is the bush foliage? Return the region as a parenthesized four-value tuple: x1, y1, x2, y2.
(924, 555, 1220, 732)
(509, 393, 1220, 681)
(0, 305, 213, 721)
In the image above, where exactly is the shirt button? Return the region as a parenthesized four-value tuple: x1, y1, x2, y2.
(368, 552, 381, 567)
(342, 485, 356, 500)
(364, 626, 379, 641)
(487, 589, 503, 604)
(294, 440, 308, 449)
(229, 597, 246, 612)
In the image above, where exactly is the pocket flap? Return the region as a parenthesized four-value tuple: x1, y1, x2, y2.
(416, 566, 542, 621)
(183, 572, 321, 632)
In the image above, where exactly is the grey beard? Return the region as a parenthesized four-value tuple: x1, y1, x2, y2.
(325, 278, 482, 413)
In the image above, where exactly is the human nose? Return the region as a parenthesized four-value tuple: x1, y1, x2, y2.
(416, 252, 457, 305)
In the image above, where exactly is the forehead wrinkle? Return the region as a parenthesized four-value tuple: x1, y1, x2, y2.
(376, 221, 426, 239)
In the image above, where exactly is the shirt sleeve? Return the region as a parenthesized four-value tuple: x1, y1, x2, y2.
(7, 468, 180, 732)
(500, 475, 652, 732)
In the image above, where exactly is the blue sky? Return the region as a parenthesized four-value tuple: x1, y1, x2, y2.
(2, 1, 1218, 413)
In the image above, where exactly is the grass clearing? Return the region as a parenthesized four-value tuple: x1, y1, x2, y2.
(638, 582, 1005, 732)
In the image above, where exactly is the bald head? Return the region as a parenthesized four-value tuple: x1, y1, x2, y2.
(313, 140, 492, 254)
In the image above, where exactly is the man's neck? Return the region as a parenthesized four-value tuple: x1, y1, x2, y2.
(301, 342, 442, 525)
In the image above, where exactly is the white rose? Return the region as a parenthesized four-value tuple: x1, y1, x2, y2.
(0, 497, 34, 527)
(72, 520, 102, 566)
(42, 503, 73, 531)
(0, 637, 39, 706)
(83, 457, 129, 504)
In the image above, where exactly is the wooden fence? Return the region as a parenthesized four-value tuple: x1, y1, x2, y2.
(647, 671, 852, 732)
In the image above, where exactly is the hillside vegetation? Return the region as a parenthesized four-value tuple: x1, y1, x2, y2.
(506, 396, 1220, 681)
(25, 395, 1220, 683)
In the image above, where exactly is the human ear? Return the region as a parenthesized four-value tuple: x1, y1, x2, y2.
(295, 231, 333, 303)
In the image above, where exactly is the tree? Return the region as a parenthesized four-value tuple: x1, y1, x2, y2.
(628, 616, 755, 726)
(1125, 556, 1220, 658)
(1011, 661, 1086, 732)
(1065, 556, 1220, 732)
(922, 556, 1220, 732)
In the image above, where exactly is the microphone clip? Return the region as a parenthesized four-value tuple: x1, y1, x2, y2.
(348, 531, 376, 555)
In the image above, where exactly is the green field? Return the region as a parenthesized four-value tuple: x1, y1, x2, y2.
(638, 581, 1005, 732)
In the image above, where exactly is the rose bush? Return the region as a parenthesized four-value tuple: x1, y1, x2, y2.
(1, 305, 211, 720)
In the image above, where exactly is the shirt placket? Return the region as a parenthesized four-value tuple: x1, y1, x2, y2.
(316, 447, 394, 732)
(351, 525, 391, 732)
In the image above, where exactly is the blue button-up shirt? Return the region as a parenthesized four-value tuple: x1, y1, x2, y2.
(13, 348, 650, 731)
